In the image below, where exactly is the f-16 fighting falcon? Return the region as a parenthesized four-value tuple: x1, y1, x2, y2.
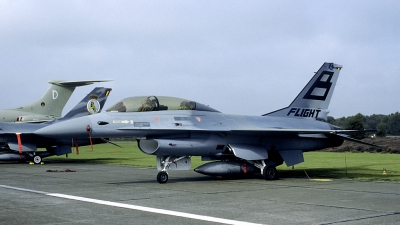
(0, 87, 112, 164)
(34, 62, 377, 183)
(0, 80, 110, 123)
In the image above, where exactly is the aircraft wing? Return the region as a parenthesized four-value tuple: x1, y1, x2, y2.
(116, 126, 374, 134)
(116, 126, 375, 136)
(230, 128, 380, 148)
(230, 128, 357, 133)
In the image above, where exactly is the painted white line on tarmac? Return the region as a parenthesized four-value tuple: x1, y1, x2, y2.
(49, 193, 264, 225)
(0, 184, 50, 195)
(1, 184, 265, 225)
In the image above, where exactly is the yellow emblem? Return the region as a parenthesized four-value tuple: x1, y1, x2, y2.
(87, 99, 101, 114)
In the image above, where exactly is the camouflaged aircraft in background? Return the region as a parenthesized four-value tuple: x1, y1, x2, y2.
(0, 87, 112, 164)
(34, 62, 377, 183)
(0, 80, 110, 123)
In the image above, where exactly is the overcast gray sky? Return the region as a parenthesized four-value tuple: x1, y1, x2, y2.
(1, 1, 399, 118)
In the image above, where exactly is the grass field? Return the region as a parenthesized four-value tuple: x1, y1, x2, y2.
(46, 141, 400, 182)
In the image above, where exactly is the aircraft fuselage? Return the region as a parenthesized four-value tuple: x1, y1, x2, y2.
(35, 110, 344, 156)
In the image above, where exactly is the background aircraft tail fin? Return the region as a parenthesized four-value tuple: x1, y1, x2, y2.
(263, 62, 342, 121)
(61, 87, 112, 120)
(11, 80, 111, 118)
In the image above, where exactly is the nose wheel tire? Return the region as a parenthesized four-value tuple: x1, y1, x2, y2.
(33, 155, 42, 164)
(157, 171, 169, 184)
(263, 166, 277, 180)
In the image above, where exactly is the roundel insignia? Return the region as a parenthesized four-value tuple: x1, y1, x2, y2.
(87, 99, 101, 114)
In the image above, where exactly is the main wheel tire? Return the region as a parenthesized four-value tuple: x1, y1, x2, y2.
(33, 155, 42, 164)
(157, 172, 168, 184)
(263, 166, 277, 180)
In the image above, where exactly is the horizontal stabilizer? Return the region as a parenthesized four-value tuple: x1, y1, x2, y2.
(331, 133, 382, 148)
(48, 80, 112, 87)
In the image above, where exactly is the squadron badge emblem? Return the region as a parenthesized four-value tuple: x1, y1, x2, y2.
(87, 94, 101, 114)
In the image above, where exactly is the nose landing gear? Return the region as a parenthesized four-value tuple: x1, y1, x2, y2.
(157, 171, 168, 184)
(156, 155, 191, 184)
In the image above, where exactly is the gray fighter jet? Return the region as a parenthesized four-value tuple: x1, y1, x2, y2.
(34, 62, 376, 183)
(0, 80, 110, 123)
(0, 87, 112, 164)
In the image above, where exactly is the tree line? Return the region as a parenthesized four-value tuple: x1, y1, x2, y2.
(327, 112, 400, 137)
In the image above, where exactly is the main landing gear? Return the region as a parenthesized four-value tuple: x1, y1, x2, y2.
(27, 153, 42, 164)
(33, 155, 42, 164)
(248, 160, 279, 180)
(262, 166, 277, 180)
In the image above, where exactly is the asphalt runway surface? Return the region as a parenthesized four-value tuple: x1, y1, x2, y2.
(1, 161, 399, 225)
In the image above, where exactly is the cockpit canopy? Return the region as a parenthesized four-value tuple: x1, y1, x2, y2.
(106, 96, 219, 113)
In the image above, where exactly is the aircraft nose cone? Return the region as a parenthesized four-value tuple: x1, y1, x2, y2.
(34, 116, 92, 138)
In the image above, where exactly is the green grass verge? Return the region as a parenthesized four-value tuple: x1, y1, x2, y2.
(279, 152, 400, 182)
(46, 141, 400, 182)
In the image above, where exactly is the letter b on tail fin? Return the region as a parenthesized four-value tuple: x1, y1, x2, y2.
(264, 62, 342, 121)
(303, 70, 334, 101)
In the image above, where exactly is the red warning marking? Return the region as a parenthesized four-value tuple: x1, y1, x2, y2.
(72, 139, 79, 155)
(16, 133, 23, 154)
(86, 125, 94, 152)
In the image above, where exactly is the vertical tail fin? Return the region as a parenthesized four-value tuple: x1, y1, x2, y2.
(61, 87, 112, 120)
(11, 80, 111, 118)
(264, 62, 342, 121)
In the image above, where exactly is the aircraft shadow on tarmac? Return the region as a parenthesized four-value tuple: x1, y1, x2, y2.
(3, 157, 397, 182)
(107, 176, 219, 185)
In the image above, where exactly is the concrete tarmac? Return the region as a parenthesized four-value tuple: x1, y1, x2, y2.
(1, 161, 399, 225)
